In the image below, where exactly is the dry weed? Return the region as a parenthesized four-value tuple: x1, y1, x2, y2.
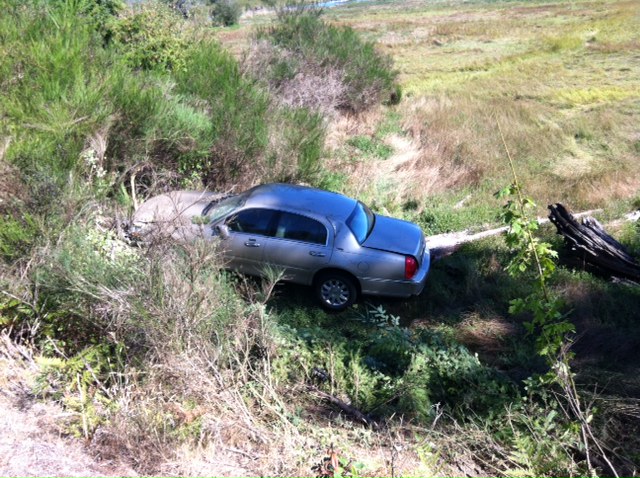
(456, 312, 519, 357)
(325, 108, 385, 152)
(0, 157, 28, 215)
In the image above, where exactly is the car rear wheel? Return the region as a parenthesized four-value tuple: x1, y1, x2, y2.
(315, 272, 357, 311)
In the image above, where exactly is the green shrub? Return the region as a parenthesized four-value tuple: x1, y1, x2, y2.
(0, 213, 38, 261)
(1, 0, 116, 186)
(111, 2, 189, 71)
(269, 107, 325, 184)
(172, 42, 325, 188)
(209, 0, 241, 26)
(172, 42, 271, 187)
(253, 8, 399, 113)
(273, 303, 514, 422)
(27, 222, 142, 352)
(1, 0, 325, 198)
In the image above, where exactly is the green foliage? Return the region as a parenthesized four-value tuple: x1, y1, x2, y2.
(495, 138, 609, 476)
(256, 8, 399, 113)
(497, 378, 583, 477)
(619, 219, 640, 258)
(18, 0, 124, 39)
(0, 213, 38, 261)
(34, 343, 123, 438)
(169, 43, 325, 188)
(347, 136, 393, 160)
(1, 0, 325, 211)
(18, 221, 142, 354)
(273, 303, 515, 421)
(495, 182, 571, 359)
(111, 2, 189, 71)
(78, 0, 126, 41)
(0, 296, 36, 329)
(209, 0, 241, 26)
(1, 0, 115, 187)
(272, 106, 326, 184)
(172, 41, 270, 186)
(317, 170, 348, 192)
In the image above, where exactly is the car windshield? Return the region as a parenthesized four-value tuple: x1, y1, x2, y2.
(203, 194, 246, 223)
(346, 201, 375, 244)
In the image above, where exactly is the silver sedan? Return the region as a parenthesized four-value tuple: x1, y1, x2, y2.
(131, 184, 431, 310)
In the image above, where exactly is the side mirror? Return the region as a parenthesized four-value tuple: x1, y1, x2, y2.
(215, 224, 230, 240)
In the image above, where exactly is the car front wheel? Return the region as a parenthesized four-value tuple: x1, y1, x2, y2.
(315, 272, 357, 311)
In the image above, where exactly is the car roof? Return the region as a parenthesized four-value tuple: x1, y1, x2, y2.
(244, 184, 357, 220)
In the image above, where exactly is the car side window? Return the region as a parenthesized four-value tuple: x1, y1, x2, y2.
(275, 212, 327, 245)
(226, 208, 277, 236)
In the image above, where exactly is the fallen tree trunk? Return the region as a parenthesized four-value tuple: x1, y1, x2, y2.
(307, 385, 378, 428)
(548, 203, 640, 282)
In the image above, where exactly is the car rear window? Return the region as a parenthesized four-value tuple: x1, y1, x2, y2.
(346, 201, 375, 244)
(275, 212, 327, 245)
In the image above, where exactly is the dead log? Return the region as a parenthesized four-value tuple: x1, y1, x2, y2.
(307, 385, 378, 429)
(548, 203, 640, 282)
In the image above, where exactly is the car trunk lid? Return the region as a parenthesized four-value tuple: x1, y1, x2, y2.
(362, 215, 426, 264)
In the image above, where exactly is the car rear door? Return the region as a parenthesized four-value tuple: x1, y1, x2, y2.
(264, 211, 332, 284)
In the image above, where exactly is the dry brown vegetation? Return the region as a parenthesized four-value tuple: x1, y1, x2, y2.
(222, 0, 640, 217)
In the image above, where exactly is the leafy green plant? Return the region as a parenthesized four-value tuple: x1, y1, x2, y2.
(76, 0, 125, 42)
(34, 343, 123, 438)
(273, 302, 514, 422)
(0, 213, 38, 261)
(501, 382, 582, 477)
(495, 120, 617, 476)
(111, 2, 189, 71)
(495, 180, 570, 357)
(208, 0, 241, 26)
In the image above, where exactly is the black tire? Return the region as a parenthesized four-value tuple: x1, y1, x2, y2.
(314, 272, 357, 311)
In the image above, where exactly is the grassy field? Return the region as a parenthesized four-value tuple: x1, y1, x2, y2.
(221, 0, 640, 231)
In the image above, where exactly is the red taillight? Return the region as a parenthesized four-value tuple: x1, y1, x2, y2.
(405, 256, 418, 280)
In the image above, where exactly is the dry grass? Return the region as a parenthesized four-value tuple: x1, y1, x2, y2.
(455, 312, 519, 357)
(216, 0, 640, 216)
(0, 334, 136, 476)
(306, 0, 639, 214)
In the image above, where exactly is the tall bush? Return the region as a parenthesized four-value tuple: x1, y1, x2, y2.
(249, 8, 399, 113)
(1, 0, 326, 207)
(110, 2, 189, 71)
(209, 0, 241, 26)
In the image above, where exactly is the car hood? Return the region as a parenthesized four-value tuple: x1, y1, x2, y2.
(131, 191, 225, 241)
(362, 215, 426, 261)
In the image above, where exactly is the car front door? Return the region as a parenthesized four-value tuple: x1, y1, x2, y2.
(221, 208, 278, 276)
(264, 211, 332, 284)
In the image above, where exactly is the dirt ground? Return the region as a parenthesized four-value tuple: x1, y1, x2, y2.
(0, 334, 135, 478)
(0, 396, 136, 477)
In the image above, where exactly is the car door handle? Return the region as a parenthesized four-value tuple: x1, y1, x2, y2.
(309, 251, 325, 257)
(244, 240, 261, 247)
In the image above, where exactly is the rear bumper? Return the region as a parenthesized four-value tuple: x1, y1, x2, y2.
(360, 248, 431, 298)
